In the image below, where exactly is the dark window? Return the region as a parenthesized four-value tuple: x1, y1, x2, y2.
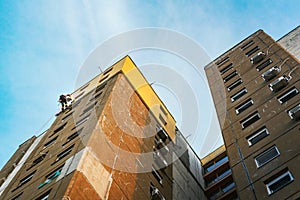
(103, 67, 113, 75)
(223, 71, 237, 83)
(241, 40, 254, 50)
(62, 128, 83, 146)
(35, 190, 51, 200)
(159, 114, 167, 126)
(152, 167, 163, 184)
(49, 122, 67, 137)
(220, 63, 233, 74)
(95, 83, 107, 93)
(277, 87, 299, 104)
(159, 105, 168, 116)
(12, 193, 23, 200)
(240, 112, 260, 129)
(231, 88, 247, 102)
(265, 170, 293, 195)
(227, 79, 243, 92)
(80, 102, 97, 116)
(76, 115, 90, 126)
(38, 166, 64, 189)
(99, 75, 109, 83)
(246, 46, 260, 56)
(18, 171, 36, 187)
(256, 59, 273, 71)
(288, 104, 300, 120)
(55, 145, 74, 162)
(79, 83, 90, 91)
(235, 99, 253, 114)
(246, 126, 269, 146)
(204, 156, 228, 173)
(27, 153, 47, 170)
(216, 57, 229, 66)
(43, 137, 57, 149)
(255, 146, 280, 167)
(61, 112, 73, 121)
(74, 91, 85, 99)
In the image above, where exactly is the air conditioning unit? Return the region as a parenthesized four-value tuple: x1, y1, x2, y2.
(288, 104, 300, 120)
(251, 52, 265, 64)
(269, 76, 289, 92)
(262, 67, 280, 81)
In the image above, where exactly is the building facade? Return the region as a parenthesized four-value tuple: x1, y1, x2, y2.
(205, 30, 300, 199)
(201, 145, 238, 200)
(0, 56, 206, 200)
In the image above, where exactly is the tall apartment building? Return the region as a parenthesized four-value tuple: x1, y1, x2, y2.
(201, 145, 238, 200)
(0, 56, 206, 200)
(205, 30, 300, 199)
(278, 25, 300, 62)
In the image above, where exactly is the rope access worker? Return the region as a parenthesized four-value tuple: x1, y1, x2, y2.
(58, 94, 72, 111)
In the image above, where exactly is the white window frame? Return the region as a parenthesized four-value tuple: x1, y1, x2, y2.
(235, 99, 254, 114)
(231, 88, 247, 102)
(277, 87, 299, 104)
(247, 127, 269, 146)
(227, 79, 243, 92)
(266, 171, 294, 195)
(255, 146, 280, 168)
(240, 112, 260, 129)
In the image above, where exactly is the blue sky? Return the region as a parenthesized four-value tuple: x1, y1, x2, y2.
(0, 0, 299, 169)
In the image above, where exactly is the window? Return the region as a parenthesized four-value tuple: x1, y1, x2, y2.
(36, 190, 51, 200)
(62, 128, 83, 146)
(159, 105, 168, 116)
(265, 170, 294, 195)
(80, 102, 97, 116)
(99, 75, 109, 83)
(240, 112, 260, 129)
(256, 59, 273, 71)
(255, 146, 280, 167)
(241, 40, 254, 50)
(74, 91, 85, 99)
(223, 71, 237, 83)
(55, 145, 74, 162)
(79, 83, 90, 91)
(204, 156, 228, 173)
(76, 115, 90, 126)
(159, 114, 167, 126)
(61, 112, 73, 121)
(277, 87, 299, 104)
(156, 127, 168, 142)
(235, 99, 254, 114)
(95, 83, 107, 93)
(152, 167, 163, 184)
(227, 79, 243, 92)
(12, 193, 23, 200)
(246, 46, 260, 56)
(49, 122, 67, 137)
(38, 166, 64, 189)
(231, 88, 247, 102)
(247, 127, 269, 146)
(18, 170, 36, 187)
(220, 63, 233, 74)
(43, 137, 57, 149)
(221, 181, 235, 193)
(216, 57, 229, 66)
(28, 153, 48, 170)
(103, 67, 113, 75)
